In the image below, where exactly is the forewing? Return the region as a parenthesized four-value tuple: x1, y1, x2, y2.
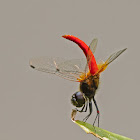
(89, 38, 98, 54)
(84, 38, 98, 75)
(29, 56, 86, 82)
(95, 48, 127, 74)
(105, 48, 127, 65)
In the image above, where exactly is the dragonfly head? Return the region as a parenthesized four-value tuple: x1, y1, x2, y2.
(71, 91, 85, 107)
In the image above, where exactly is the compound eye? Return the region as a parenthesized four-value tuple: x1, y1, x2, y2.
(71, 92, 85, 107)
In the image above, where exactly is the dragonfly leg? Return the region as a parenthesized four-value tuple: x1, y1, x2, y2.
(83, 100, 88, 112)
(83, 101, 92, 122)
(93, 97, 100, 127)
(76, 104, 85, 112)
(76, 100, 88, 112)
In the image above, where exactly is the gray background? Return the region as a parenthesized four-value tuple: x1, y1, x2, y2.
(0, 0, 139, 140)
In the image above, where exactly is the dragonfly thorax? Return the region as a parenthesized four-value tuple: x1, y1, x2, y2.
(80, 74, 100, 98)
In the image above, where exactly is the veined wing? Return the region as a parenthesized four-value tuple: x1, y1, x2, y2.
(29, 56, 87, 82)
(105, 48, 127, 65)
(89, 38, 98, 54)
(96, 48, 127, 74)
(84, 38, 98, 75)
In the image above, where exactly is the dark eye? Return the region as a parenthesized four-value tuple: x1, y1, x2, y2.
(71, 91, 85, 107)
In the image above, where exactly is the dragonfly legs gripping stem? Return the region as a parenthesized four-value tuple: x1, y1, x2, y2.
(83, 101, 92, 122)
(93, 97, 100, 127)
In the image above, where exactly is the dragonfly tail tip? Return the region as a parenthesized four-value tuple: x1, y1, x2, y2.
(62, 35, 67, 38)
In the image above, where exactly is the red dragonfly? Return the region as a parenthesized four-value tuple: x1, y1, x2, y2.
(30, 35, 127, 126)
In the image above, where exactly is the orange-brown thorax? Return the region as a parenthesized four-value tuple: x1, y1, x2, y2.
(80, 73, 100, 99)
(77, 61, 107, 99)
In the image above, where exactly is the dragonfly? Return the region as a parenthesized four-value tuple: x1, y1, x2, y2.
(30, 35, 127, 127)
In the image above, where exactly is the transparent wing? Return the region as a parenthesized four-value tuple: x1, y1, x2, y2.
(84, 38, 98, 75)
(29, 56, 87, 82)
(96, 48, 127, 74)
(105, 48, 127, 65)
(89, 38, 98, 54)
